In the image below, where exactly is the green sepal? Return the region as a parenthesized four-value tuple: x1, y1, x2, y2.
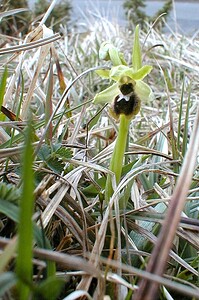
(134, 80, 154, 102)
(95, 69, 110, 78)
(93, 82, 119, 104)
(132, 25, 142, 70)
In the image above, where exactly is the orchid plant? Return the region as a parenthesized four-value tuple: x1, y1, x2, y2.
(93, 25, 153, 204)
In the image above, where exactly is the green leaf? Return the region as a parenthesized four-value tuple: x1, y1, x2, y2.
(0, 67, 7, 105)
(0, 182, 20, 203)
(132, 25, 142, 70)
(55, 147, 73, 159)
(0, 67, 8, 121)
(46, 157, 64, 174)
(16, 118, 35, 299)
(0, 198, 55, 278)
(37, 144, 67, 174)
(38, 144, 51, 161)
(0, 199, 19, 222)
(34, 276, 64, 300)
(93, 82, 119, 104)
(0, 272, 17, 297)
(82, 176, 106, 197)
(87, 107, 103, 130)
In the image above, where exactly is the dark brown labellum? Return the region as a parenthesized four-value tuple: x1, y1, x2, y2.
(113, 92, 140, 117)
(111, 82, 141, 119)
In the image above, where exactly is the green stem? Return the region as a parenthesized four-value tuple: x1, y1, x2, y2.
(105, 114, 130, 203)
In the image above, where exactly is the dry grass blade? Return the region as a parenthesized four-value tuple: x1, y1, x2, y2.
(34, 66, 110, 156)
(0, 8, 29, 21)
(34, 247, 100, 277)
(38, 185, 71, 229)
(0, 237, 17, 272)
(39, 0, 60, 26)
(177, 228, 199, 250)
(0, 237, 100, 278)
(0, 142, 39, 159)
(0, 7, 199, 298)
(77, 190, 118, 292)
(127, 220, 198, 277)
(21, 43, 52, 118)
(98, 257, 199, 299)
(0, 34, 60, 55)
(134, 107, 199, 300)
(154, 53, 199, 73)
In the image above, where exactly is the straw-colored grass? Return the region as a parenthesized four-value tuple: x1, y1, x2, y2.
(0, 5, 199, 300)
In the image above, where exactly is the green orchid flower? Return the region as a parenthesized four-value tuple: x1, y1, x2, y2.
(93, 25, 153, 204)
(94, 64, 153, 120)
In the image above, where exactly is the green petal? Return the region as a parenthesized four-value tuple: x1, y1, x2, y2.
(118, 52, 128, 66)
(132, 25, 142, 70)
(110, 65, 152, 82)
(110, 65, 132, 81)
(109, 46, 124, 66)
(129, 65, 153, 80)
(135, 80, 154, 102)
(93, 83, 120, 104)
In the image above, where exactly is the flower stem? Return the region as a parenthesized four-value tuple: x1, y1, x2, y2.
(105, 114, 130, 203)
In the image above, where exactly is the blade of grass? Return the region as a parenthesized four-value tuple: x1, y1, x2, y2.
(0, 8, 29, 21)
(52, 46, 71, 117)
(0, 198, 56, 279)
(34, 66, 110, 156)
(182, 83, 191, 157)
(134, 107, 199, 300)
(177, 76, 185, 150)
(45, 62, 53, 142)
(0, 33, 60, 55)
(4, 70, 25, 169)
(39, 0, 59, 26)
(16, 117, 34, 299)
(21, 43, 52, 118)
(0, 67, 8, 121)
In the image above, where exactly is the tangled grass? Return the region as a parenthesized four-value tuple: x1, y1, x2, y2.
(0, 5, 199, 300)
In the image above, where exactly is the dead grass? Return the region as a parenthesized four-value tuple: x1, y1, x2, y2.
(0, 8, 199, 300)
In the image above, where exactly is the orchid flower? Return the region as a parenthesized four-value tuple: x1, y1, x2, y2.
(93, 25, 153, 204)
